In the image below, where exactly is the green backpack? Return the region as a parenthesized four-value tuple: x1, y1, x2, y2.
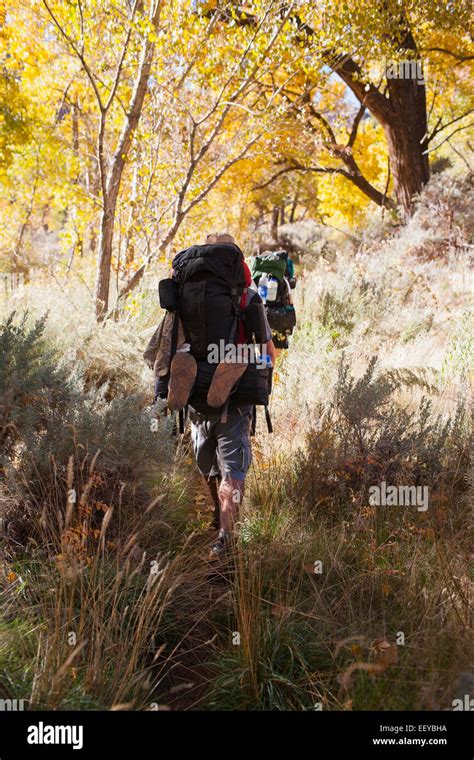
(249, 251, 296, 336)
(249, 251, 287, 283)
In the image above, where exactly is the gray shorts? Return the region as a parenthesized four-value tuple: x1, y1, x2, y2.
(189, 407, 253, 482)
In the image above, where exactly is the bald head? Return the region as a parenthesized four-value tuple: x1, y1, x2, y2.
(206, 232, 236, 245)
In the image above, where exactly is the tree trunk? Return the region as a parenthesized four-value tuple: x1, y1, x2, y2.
(271, 206, 279, 241)
(332, 29, 430, 216)
(93, 1, 161, 320)
(289, 189, 299, 222)
(383, 73, 429, 215)
(95, 195, 118, 318)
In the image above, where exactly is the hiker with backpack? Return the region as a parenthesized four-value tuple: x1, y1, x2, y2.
(250, 250, 297, 355)
(144, 232, 275, 559)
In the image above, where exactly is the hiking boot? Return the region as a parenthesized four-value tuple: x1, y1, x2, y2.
(209, 529, 231, 560)
(167, 351, 197, 412)
(207, 361, 248, 408)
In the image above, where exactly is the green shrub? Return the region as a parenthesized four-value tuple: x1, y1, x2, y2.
(293, 357, 469, 529)
(0, 312, 72, 466)
(1, 311, 174, 552)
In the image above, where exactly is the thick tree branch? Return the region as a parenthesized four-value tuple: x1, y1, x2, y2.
(253, 163, 346, 190)
(347, 104, 366, 148)
(107, 1, 162, 203)
(253, 160, 395, 209)
(328, 53, 393, 124)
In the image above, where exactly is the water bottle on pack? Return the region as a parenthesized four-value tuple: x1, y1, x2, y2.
(258, 274, 269, 303)
(266, 275, 278, 302)
(257, 347, 273, 370)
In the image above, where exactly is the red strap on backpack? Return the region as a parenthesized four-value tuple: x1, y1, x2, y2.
(236, 262, 252, 344)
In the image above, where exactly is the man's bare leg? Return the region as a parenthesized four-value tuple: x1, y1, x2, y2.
(203, 474, 221, 529)
(219, 476, 244, 532)
(209, 476, 244, 558)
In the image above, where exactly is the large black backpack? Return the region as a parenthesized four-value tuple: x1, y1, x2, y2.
(173, 243, 246, 360)
(158, 243, 272, 427)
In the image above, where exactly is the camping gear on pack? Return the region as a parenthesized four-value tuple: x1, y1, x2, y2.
(250, 250, 296, 336)
(266, 275, 278, 302)
(285, 256, 295, 280)
(250, 250, 288, 282)
(257, 273, 268, 303)
(265, 305, 296, 334)
(250, 250, 292, 307)
(149, 242, 273, 431)
(158, 278, 178, 311)
(167, 350, 197, 412)
(144, 311, 187, 401)
(206, 361, 248, 408)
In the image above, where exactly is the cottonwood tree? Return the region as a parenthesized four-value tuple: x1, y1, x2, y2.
(209, 0, 473, 216)
(310, 0, 473, 216)
(110, 0, 301, 313)
(40, 0, 301, 318)
(42, 0, 164, 319)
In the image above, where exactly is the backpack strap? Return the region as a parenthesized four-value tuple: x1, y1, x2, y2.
(169, 305, 180, 370)
(166, 307, 181, 417)
(251, 405, 257, 436)
(227, 286, 242, 345)
(220, 398, 229, 424)
(178, 405, 188, 435)
(264, 405, 273, 434)
(250, 406, 272, 434)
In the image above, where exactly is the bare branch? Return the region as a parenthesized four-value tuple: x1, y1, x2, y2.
(425, 122, 474, 154)
(183, 133, 263, 216)
(104, 0, 141, 112)
(42, 0, 104, 111)
(422, 47, 474, 64)
(254, 162, 348, 190)
(427, 108, 474, 143)
(447, 137, 473, 172)
(254, 159, 395, 209)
